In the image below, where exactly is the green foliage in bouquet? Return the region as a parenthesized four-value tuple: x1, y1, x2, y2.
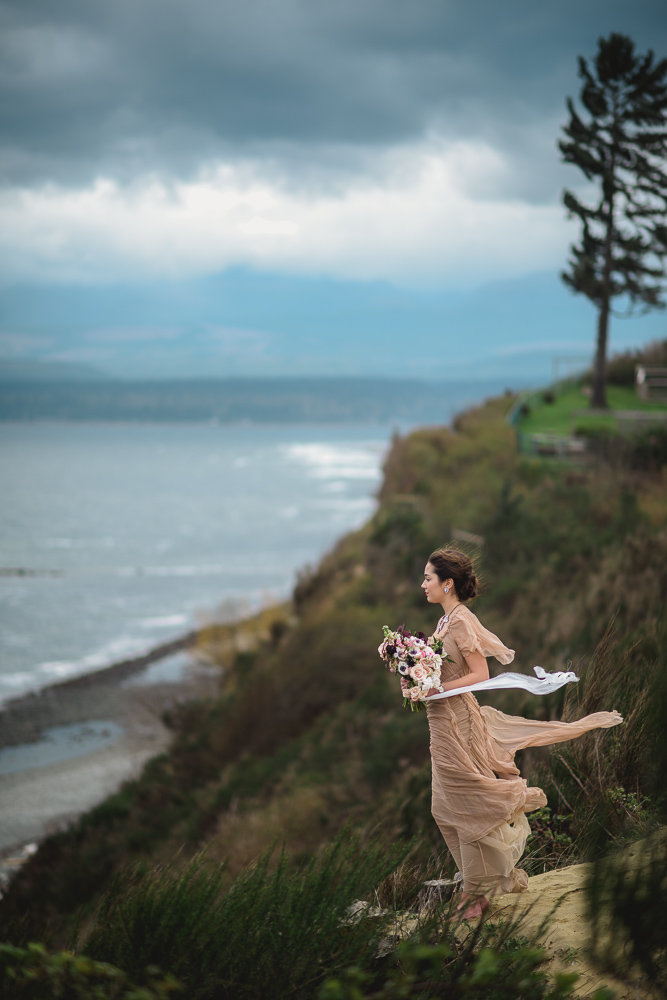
(378, 626, 450, 712)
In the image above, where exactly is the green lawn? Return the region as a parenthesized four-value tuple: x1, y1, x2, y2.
(517, 384, 667, 436)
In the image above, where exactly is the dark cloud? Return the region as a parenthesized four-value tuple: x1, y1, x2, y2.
(1, 0, 665, 192)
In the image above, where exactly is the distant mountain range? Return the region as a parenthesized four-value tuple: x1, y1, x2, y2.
(2, 270, 663, 393)
(0, 375, 488, 423)
(3, 269, 662, 386)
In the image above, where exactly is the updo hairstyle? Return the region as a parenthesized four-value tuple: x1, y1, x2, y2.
(428, 547, 478, 602)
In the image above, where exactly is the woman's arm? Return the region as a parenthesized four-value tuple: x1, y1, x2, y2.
(426, 650, 489, 697)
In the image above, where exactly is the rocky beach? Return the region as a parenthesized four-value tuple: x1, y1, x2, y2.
(0, 635, 220, 878)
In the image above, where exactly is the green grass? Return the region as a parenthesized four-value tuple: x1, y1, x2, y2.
(518, 385, 667, 436)
(81, 832, 410, 1000)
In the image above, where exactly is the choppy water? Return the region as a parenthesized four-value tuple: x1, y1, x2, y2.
(0, 422, 397, 702)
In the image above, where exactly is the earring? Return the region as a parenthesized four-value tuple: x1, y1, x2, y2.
(444, 587, 450, 593)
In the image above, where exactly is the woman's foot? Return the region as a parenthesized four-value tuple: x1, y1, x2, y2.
(456, 894, 489, 920)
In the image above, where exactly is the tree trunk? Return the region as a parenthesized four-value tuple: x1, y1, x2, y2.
(591, 188, 615, 409)
(591, 295, 609, 408)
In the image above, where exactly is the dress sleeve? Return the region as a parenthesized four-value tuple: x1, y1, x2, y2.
(448, 612, 515, 665)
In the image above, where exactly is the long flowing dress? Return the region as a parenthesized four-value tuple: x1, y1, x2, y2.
(427, 604, 622, 896)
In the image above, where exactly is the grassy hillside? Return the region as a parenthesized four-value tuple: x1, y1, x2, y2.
(2, 392, 666, 996)
(517, 384, 667, 435)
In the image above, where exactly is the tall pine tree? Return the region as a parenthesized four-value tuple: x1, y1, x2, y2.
(560, 33, 667, 408)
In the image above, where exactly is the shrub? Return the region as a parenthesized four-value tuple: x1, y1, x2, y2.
(587, 833, 667, 990)
(318, 935, 587, 1000)
(82, 832, 410, 1000)
(575, 424, 667, 472)
(606, 338, 667, 386)
(542, 613, 667, 854)
(0, 942, 181, 999)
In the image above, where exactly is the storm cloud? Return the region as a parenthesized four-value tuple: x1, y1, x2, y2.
(2, 0, 665, 194)
(1, 0, 665, 378)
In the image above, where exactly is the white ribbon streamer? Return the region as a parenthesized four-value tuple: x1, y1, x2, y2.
(425, 665, 579, 701)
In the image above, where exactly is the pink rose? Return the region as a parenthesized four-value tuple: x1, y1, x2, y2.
(410, 664, 427, 682)
(409, 686, 422, 701)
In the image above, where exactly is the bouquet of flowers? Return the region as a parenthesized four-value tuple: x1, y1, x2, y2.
(378, 625, 450, 711)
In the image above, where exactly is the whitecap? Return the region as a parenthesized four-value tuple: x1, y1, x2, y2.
(0, 672, 36, 688)
(282, 443, 384, 481)
(39, 661, 77, 677)
(138, 614, 189, 628)
(34, 636, 151, 685)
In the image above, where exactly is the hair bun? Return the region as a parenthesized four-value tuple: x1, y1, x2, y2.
(428, 547, 478, 602)
(457, 571, 478, 602)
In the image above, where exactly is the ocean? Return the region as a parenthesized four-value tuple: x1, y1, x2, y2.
(0, 385, 496, 704)
(0, 421, 401, 703)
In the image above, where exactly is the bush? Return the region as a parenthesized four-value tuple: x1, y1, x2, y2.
(82, 832, 410, 1000)
(575, 424, 667, 472)
(587, 833, 667, 990)
(0, 942, 181, 999)
(606, 338, 667, 386)
(318, 937, 587, 1000)
(541, 612, 667, 854)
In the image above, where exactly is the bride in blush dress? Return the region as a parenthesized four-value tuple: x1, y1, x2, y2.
(422, 547, 622, 919)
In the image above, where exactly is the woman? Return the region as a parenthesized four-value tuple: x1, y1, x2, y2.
(422, 547, 622, 919)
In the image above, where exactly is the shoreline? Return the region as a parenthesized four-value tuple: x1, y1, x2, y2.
(0, 628, 200, 739)
(0, 630, 219, 862)
(0, 601, 285, 865)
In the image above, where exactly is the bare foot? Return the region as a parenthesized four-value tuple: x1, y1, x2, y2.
(456, 894, 489, 920)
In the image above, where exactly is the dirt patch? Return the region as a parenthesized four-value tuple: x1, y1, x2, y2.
(490, 844, 660, 999)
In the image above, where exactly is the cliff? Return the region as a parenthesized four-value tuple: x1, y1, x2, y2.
(1, 392, 666, 997)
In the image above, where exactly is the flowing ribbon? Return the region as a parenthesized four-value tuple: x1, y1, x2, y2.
(425, 665, 579, 701)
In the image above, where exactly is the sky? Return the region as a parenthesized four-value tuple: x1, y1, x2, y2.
(1, 0, 666, 382)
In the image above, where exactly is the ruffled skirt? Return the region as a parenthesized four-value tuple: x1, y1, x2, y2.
(427, 693, 622, 895)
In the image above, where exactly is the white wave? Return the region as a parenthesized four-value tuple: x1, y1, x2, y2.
(282, 443, 384, 481)
(0, 625, 191, 705)
(44, 536, 116, 549)
(0, 672, 36, 689)
(315, 497, 376, 512)
(34, 636, 152, 685)
(138, 614, 190, 628)
(117, 564, 228, 577)
(39, 661, 79, 678)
